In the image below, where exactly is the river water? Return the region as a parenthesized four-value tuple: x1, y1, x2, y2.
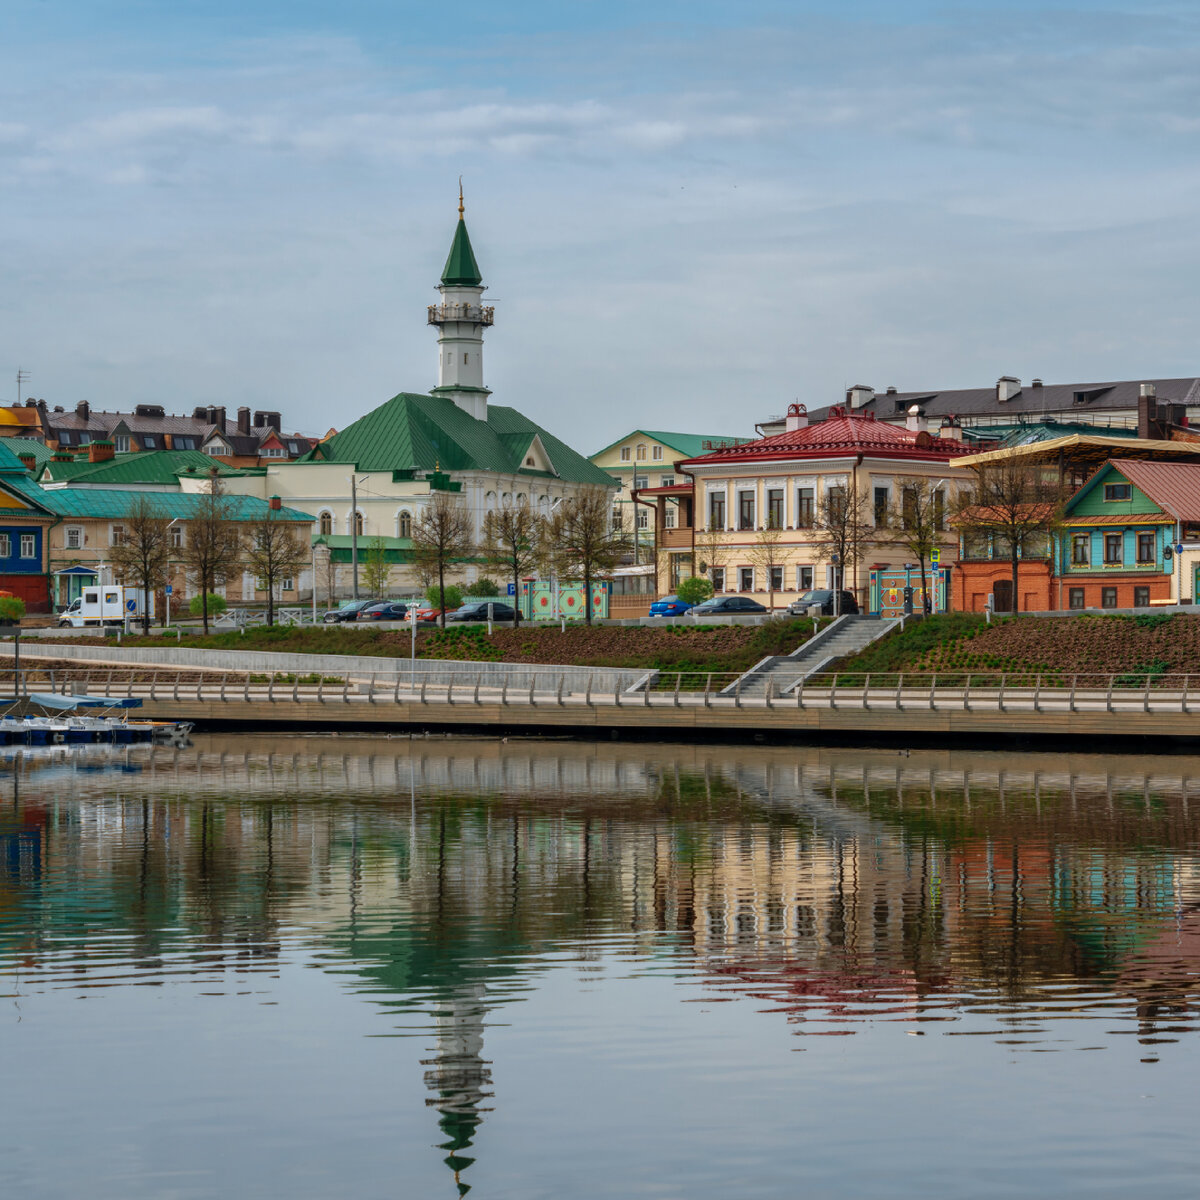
(1, 734, 1198, 1199)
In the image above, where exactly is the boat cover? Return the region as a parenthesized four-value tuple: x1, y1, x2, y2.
(25, 693, 144, 710)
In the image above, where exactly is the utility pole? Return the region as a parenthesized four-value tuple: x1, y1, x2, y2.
(16, 369, 29, 407)
(350, 475, 360, 600)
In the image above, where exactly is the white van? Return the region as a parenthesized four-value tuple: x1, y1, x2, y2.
(59, 586, 155, 628)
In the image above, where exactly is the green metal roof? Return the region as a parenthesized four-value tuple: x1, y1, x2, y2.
(961, 421, 1143, 448)
(39, 449, 219, 485)
(301, 392, 616, 486)
(3, 439, 52, 471)
(316, 534, 413, 563)
(591, 429, 752, 461)
(441, 217, 483, 286)
(0, 476, 313, 523)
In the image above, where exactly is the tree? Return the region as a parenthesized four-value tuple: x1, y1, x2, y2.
(107, 494, 172, 634)
(887, 477, 949, 615)
(245, 510, 310, 626)
(360, 536, 392, 600)
(178, 472, 244, 634)
(425, 583, 464, 610)
(676, 575, 714, 606)
(465, 577, 501, 597)
(410, 492, 475, 627)
(694, 518, 728, 595)
(814, 483, 873, 615)
(953, 460, 1065, 613)
(746, 512, 784, 611)
(541, 486, 628, 626)
(481, 502, 542, 624)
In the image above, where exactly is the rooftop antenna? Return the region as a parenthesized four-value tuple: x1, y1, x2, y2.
(16, 368, 29, 407)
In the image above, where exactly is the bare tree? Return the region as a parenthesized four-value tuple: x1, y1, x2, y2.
(746, 512, 784, 611)
(814, 483, 872, 615)
(694, 518, 728, 595)
(887, 477, 949, 615)
(178, 473, 244, 633)
(541, 486, 628, 625)
(360, 536, 392, 600)
(245, 509, 309, 626)
(411, 492, 475, 627)
(107, 494, 171, 635)
(953, 460, 1064, 613)
(481, 502, 542, 625)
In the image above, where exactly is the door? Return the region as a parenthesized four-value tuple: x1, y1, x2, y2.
(993, 578, 1014, 613)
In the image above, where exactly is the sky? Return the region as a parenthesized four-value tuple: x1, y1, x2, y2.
(3, 0, 1200, 452)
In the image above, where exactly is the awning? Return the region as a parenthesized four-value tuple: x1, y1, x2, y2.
(53, 566, 98, 577)
(24, 693, 143, 710)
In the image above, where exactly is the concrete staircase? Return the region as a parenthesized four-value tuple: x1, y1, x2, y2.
(727, 615, 901, 697)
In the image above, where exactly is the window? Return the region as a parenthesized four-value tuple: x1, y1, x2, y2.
(874, 487, 889, 527)
(739, 567, 754, 592)
(1069, 588, 1086, 609)
(636, 444, 647, 461)
(660, 476, 674, 488)
(142, 436, 156, 449)
(525, 456, 535, 467)
(636, 508, 648, 529)
(353, 512, 363, 536)
(1104, 533, 1123, 564)
(1071, 534, 1090, 565)
(280, 577, 295, 592)
(634, 475, 648, 490)
(463, 352, 469, 365)
(1104, 483, 1132, 502)
(264, 446, 285, 458)
(0, 534, 10, 558)
(827, 485, 847, 523)
(1134, 586, 1151, 608)
(113, 434, 130, 453)
(319, 512, 333, 536)
(709, 566, 724, 592)
(652, 445, 663, 461)
(709, 493, 726, 530)
(611, 507, 623, 532)
(767, 489, 784, 529)
(1102, 587, 1118, 608)
(664, 507, 676, 529)
(173, 436, 196, 450)
(65, 527, 82, 550)
(768, 565, 784, 592)
(797, 565, 813, 591)
(206, 442, 227, 456)
(1137, 532, 1155, 563)
(901, 486, 918, 530)
(738, 491, 755, 531)
(399, 511, 412, 538)
(620, 447, 631, 462)
(111, 524, 126, 547)
(796, 487, 814, 527)
(171, 524, 183, 548)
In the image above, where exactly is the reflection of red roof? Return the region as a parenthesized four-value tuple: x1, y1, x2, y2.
(681, 407, 974, 467)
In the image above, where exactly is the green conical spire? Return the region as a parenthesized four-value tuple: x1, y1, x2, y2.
(441, 184, 483, 287)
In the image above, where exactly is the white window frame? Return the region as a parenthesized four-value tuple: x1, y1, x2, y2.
(65, 526, 83, 550)
(620, 447, 631, 462)
(739, 566, 754, 592)
(0, 534, 11, 558)
(652, 445, 663, 461)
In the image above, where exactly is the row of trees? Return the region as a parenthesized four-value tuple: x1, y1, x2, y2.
(108, 484, 309, 634)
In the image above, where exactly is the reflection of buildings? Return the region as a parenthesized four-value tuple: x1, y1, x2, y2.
(3, 738, 1200, 1185)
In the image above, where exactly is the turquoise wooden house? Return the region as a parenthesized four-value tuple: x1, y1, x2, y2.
(1056, 460, 1189, 609)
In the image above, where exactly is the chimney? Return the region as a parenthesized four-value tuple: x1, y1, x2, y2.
(266, 411, 281, 431)
(212, 406, 226, 432)
(269, 494, 282, 511)
(17, 453, 35, 472)
(193, 406, 208, 420)
(938, 415, 963, 442)
(846, 384, 875, 410)
(87, 439, 115, 464)
(238, 406, 251, 435)
(785, 403, 809, 433)
(52, 452, 73, 463)
(1138, 383, 1158, 439)
(906, 405, 928, 434)
(1031, 378, 1043, 388)
(885, 386, 898, 395)
(75, 400, 90, 421)
(996, 376, 1021, 403)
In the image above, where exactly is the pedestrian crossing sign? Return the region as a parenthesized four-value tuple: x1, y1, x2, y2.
(930, 548, 941, 565)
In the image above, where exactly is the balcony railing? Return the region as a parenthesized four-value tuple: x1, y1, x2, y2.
(427, 303, 494, 326)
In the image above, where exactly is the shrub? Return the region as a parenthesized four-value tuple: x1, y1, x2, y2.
(677, 577, 715, 606)
(465, 578, 501, 598)
(425, 583, 464, 610)
(0, 597, 25, 623)
(189, 592, 227, 618)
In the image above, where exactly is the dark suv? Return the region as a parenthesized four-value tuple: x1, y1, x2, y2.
(322, 600, 376, 623)
(787, 590, 859, 616)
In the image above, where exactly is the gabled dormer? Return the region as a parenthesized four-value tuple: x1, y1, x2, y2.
(513, 433, 557, 476)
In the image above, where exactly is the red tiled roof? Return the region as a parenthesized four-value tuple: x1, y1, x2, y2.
(1112, 460, 1200, 523)
(680, 408, 973, 467)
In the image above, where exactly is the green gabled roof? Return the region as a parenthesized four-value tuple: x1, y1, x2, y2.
(39, 449, 218, 486)
(300, 392, 616, 487)
(0, 439, 36, 475)
(4, 439, 52, 471)
(316, 534, 413, 564)
(0, 476, 313, 523)
(591, 428, 752, 461)
(441, 217, 483, 286)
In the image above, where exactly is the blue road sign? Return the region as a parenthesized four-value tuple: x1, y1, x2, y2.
(165, 585, 173, 595)
(506, 583, 516, 596)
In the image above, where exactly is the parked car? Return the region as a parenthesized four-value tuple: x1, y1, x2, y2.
(322, 599, 376, 623)
(787, 589, 859, 617)
(649, 594, 693, 618)
(690, 596, 769, 616)
(445, 601, 518, 623)
(361, 601, 409, 621)
(413, 605, 452, 623)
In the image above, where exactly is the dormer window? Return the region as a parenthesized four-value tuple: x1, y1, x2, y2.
(1104, 483, 1132, 501)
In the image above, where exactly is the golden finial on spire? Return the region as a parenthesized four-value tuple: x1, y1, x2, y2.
(458, 177, 464, 219)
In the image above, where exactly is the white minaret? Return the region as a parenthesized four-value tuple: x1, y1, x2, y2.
(427, 186, 494, 421)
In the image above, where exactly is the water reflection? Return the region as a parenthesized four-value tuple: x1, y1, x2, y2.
(2, 736, 1200, 1196)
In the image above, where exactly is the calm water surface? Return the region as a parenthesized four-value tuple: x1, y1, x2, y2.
(2, 733, 1199, 1198)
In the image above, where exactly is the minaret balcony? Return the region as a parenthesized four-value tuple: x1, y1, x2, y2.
(428, 302, 494, 327)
